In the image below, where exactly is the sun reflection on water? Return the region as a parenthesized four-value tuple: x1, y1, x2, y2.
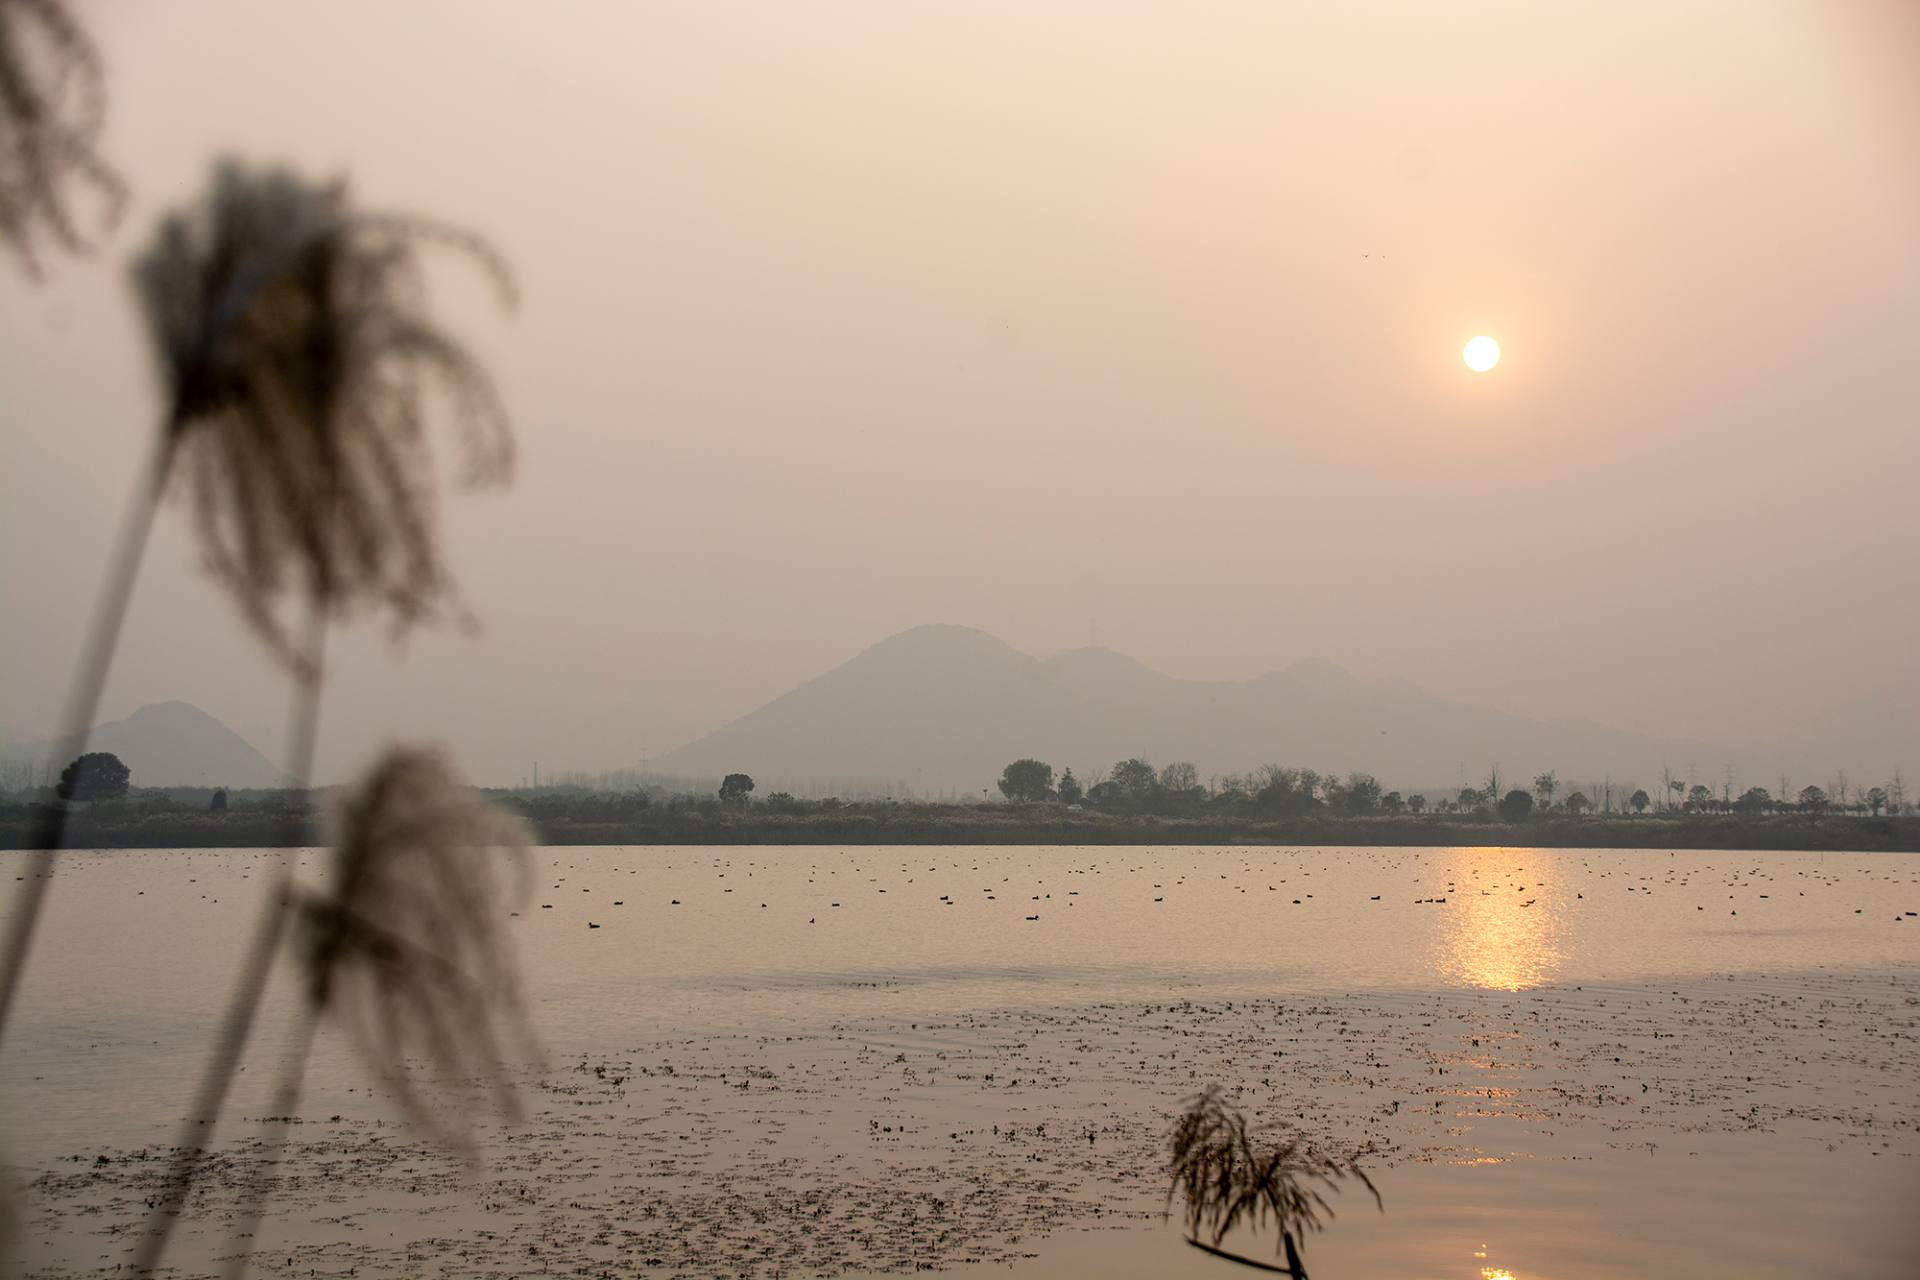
(1438, 847, 1565, 991)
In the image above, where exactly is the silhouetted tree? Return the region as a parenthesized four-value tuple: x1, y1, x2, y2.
(1110, 758, 1158, 799)
(718, 773, 755, 803)
(1686, 784, 1714, 812)
(997, 758, 1055, 803)
(1256, 767, 1318, 815)
(1797, 784, 1828, 815)
(1158, 761, 1200, 794)
(1055, 767, 1083, 805)
(1734, 786, 1770, 815)
(55, 751, 129, 801)
(1564, 791, 1590, 815)
(1405, 793, 1426, 814)
(1629, 789, 1650, 814)
(1497, 789, 1533, 822)
(1533, 771, 1558, 809)
(1865, 787, 1887, 817)
(1341, 772, 1382, 814)
(209, 787, 228, 812)
(1381, 791, 1404, 815)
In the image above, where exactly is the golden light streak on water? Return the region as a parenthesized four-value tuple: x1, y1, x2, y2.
(1438, 847, 1565, 991)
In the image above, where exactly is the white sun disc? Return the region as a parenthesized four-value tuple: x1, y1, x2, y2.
(1463, 335, 1501, 372)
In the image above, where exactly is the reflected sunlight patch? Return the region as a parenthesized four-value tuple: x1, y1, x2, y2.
(1437, 847, 1565, 990)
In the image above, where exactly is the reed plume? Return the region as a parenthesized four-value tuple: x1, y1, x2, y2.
(0, 161, 516, 1046)
(0, 0, 123, 271)
(208, 745, 535, 1276)
(133, 160, 517, 680)
(301, 743, 539, 1147)
(0, 0, 131, 1040)
(1167, 1086, 1379, 1278)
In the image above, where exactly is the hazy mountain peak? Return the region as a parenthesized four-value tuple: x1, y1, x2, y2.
(659, 625, 1743, 793)
(120, 700, 228, 730)
(1279, 657, 1361, 692)
(866, 623, 1029, 658)
(2, 700, 285, 789)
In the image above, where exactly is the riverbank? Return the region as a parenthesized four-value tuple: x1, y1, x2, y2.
(4, 800, 1916, 851)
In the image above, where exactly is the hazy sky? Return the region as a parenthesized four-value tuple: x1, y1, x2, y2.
(3, 1, 1917, 785)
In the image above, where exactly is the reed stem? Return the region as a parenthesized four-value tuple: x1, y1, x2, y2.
(220, 1009, 317, 1278)
(132, 610, 326, 1275)
(0, 433, 176, 1051)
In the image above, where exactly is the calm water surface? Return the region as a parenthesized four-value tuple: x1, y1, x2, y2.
(4, 845, 1917, 1276)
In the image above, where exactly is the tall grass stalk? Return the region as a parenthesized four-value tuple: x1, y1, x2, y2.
(220, 744, 536, 1275)
(0, 435, 175, 1048)
(131, 616, 325, 1275)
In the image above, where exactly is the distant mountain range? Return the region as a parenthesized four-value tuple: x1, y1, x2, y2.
(657, 624, 1892, 795)
(3, 630, 1906, 797)
(2, 701, 286, 790)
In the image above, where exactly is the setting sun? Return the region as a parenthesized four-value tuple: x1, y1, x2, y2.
(1464, 335, 1502, 372)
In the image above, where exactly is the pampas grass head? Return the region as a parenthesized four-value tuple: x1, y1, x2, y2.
(132, 161, 516, 679)
(303, 744, 537, 1151)
(0, 0, 123, 270)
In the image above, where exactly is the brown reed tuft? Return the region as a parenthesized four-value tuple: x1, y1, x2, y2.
(301, 744, 539, 1150)
(1167, 1085, 1379, 1277)
(0, 0, 123, 270)
(132, 161, 516, 681)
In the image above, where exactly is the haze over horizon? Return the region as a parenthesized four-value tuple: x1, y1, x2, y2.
(3, 1, 1917, 786)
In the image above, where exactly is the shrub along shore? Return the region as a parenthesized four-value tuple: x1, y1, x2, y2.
(3, 797, 1915, 852)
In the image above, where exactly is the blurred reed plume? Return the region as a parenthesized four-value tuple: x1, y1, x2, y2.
(0, 159, 517, 1049)
(302, 743, 540, 1147)
(133, 160, 518, 681)
(1167, 1086, 1379, 1278)
(142, 744, 538, 1276)
(0, 0, 123, 270)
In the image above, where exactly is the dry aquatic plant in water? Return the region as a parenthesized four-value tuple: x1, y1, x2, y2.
(1167, 1085, 1380, 1277)
(0, 0, 122, 270)
(302, 744, 539, 1147)
(134, 160, 517, 679)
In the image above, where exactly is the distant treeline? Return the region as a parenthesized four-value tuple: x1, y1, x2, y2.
(990, 757, 1913, 821)
(3, 787, 1916, 851)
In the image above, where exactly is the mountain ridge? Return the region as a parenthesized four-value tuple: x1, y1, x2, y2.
(3, 700, 287, 789)
(655, 624, 1762, 794)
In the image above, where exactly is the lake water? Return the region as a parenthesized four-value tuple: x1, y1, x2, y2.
(4, 844, 1918, 1277)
